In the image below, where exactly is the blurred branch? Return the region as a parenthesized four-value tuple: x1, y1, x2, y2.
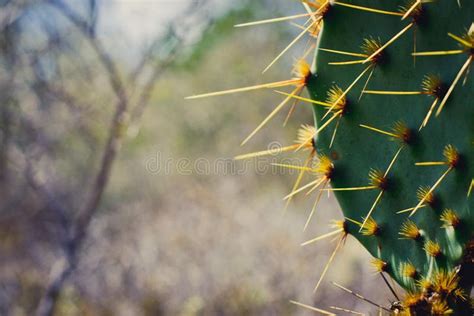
(35, 1, 129, 314)
(35, 1, 210, 315)
(129, 0, 211, 124)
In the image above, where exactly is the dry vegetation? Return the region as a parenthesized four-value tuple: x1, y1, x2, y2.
(0, 1, 397, 315)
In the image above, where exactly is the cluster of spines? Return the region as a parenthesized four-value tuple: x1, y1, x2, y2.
(187, 0, 472, 314)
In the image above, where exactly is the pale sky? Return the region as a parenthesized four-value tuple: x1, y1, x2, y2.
(98, 0, 234, 53)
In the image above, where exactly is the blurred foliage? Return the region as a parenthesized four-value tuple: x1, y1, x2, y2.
(0, 1, 399, 315)
(175, 2, 257, 70)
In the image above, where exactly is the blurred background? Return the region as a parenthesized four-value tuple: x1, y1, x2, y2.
(0, 1, 399, 315)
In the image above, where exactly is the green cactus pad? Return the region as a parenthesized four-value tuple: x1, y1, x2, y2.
(307, 0, 473, 313)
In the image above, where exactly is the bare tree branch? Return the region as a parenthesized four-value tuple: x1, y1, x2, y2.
(35, 2, 129, 314)
(33, 1, 211, 314)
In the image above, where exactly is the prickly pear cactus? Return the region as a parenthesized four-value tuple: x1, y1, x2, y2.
(189, 0, 474, 314)
(307, 0, 473, 314)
